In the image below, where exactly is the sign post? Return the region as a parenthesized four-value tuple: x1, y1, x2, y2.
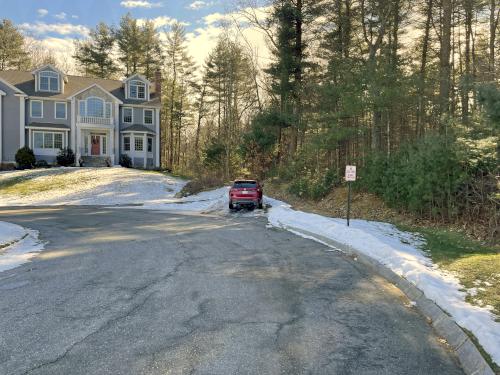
(345, 166, 356, 227)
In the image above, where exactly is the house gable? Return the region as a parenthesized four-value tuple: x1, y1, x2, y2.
(32, 64, 67, 94)
(124, 74, 151, 101)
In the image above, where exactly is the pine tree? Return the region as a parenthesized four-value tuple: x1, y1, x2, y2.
(74, 23, 119, 78)
(0, 19, 29, 70)
(139, 20, 163, 81)
(115, 14, 142, 77)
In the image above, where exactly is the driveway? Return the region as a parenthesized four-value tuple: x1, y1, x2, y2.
(0, 207, 463, 375)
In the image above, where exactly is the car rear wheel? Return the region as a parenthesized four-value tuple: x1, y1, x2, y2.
(229, 201, 234, 210)
(258, 200, 263, 209)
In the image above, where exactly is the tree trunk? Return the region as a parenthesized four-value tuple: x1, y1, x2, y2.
(417, 0, 433, 137)
(461, 0, 472, 124)
(439, 0, 452, 123)
(489, 0, 499, 80)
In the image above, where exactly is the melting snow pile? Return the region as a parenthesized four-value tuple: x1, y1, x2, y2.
(140, 189, 500, 365)
(0, 222, 44, 272)
(266, 197, 500, 367)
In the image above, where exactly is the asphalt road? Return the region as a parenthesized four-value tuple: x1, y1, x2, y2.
(0, 207, 464, 375)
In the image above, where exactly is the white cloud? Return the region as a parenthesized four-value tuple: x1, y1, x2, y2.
(19, 22, 90, 38)
(188, 1, 213, 10)
(54, 12, 67, 20)
(71, 15, 79, 19)
(37, 9, 48, 18)
(120, 1, 163, 8)
(138, 16, 190, 29)
(184, 8, 271, 70)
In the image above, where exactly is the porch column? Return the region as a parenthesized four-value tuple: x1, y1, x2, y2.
(109, 129, 115, 165)
(114, 103, 119, 165)
(143, 133, 147, 168)
(0, 92, 3, 164)
(28, 129, 32, 148)
(71, 99, 76, 151)
(76, 127, 81, 164)
(155, 108, 160, 168)
(19, 96, 25, 148)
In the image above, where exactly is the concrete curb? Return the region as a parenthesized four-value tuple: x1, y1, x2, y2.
(283, 225, 495, 375)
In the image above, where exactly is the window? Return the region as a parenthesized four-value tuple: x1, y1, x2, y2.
(144, 109, 153, 125)
(34, 132, 44, 148)
(54, 133, 63, 149)
(147, 137, 153, 153)
(102, 136, 107, 155)
(134, 137, 144, 151)
(124, 136, 131, 151)
(123, 108, 133, 123)
(55, 102, 67, 119)
(79, 100, 86, 116)
(129, 80, 146, 99)
(106, 103, 112, 119)
(31, 101, 43, 118)
(86, 97, 104, 117)
(33, 131, 63, 149)
(39, 71, 59, 92)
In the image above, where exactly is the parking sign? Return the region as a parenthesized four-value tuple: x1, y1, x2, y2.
(345, 166, 356, 181)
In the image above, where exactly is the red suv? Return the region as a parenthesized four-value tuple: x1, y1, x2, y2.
(229, 180, 264, 210)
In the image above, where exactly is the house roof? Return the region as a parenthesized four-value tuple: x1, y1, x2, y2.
(27, 122, 71, 130)
(0, 71, 161, 107)
(120, 124, 156, 134)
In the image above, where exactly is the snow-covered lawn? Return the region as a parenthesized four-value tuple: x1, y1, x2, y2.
(0, 167, 186, 206)
(0, 222, 44, 273)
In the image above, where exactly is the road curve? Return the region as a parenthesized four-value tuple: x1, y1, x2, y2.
(0, 207, 463, 375)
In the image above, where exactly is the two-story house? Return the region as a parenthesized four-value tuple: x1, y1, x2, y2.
(0, 64, 161, 168)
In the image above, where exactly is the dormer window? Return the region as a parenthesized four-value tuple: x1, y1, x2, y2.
(39, 71, 59, 92)
(129, 80, 146, 100)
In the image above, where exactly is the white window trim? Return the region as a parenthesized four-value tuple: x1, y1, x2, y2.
(134, 136, 144, 152)
(122, 135, 131, 152)
(32, 131, 65, 150)
(122, 107, 134, 124)
(54, 101, 67, 120)
(85, 96, 106, 118)
(147, 137, 153, 154)
(38, 71, 60, 93)
(78, 100, 86, 116)
(30, 100, 43, 118)
(143, 109, 154, 125)
(129, 80, 147, 100)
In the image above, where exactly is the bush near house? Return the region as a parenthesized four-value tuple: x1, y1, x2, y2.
(119, 154, 132, 168)
(56, 148, 76, 167)
(15, 147, 36, 170)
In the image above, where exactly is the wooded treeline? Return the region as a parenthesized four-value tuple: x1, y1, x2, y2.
(1, 1, 498, 238)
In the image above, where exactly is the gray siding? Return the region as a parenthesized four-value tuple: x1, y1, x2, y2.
(0, 81, 21, 162)
(27, 99, 71, 125)
(119, 106, 156, 131)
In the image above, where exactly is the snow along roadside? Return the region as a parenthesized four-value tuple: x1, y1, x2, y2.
(0, 222, 45, 273)
(122, 188, 499, 367)
(265, 197, 500, 369)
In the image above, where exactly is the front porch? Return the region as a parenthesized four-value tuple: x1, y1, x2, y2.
(76, 126, 117, 166)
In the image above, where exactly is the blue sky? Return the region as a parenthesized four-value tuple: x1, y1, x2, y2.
(0, 0, 227, 38)
(0, 0, 269, 71)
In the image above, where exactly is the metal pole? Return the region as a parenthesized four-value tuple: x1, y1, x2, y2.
(347, 181, 351, 227)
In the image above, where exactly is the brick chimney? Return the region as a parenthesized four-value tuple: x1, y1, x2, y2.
(154, 69, 162, 102)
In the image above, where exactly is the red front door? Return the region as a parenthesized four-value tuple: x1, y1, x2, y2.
(91, 135, 100, 156)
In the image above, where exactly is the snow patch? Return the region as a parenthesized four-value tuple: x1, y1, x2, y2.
(0, 167, 186, 206)
(137, 188, 500, 365)
(0, 222, 44, 273)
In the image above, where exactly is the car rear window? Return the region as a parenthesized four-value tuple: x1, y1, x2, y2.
(233, 181, 257, 189)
